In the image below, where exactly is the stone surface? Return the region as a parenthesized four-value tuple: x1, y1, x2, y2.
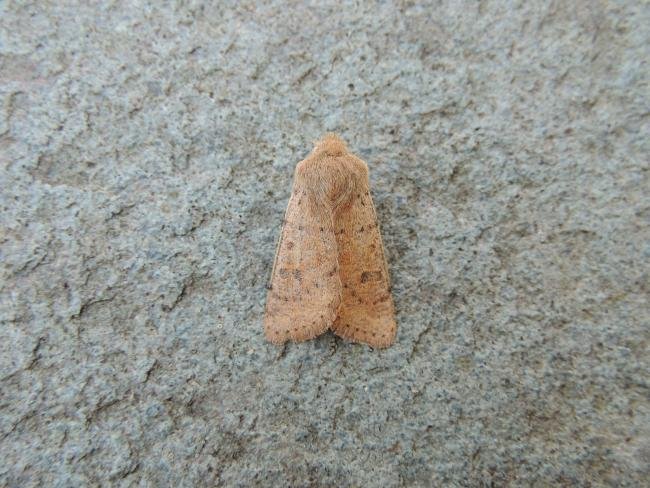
(1, 1, 648, 486)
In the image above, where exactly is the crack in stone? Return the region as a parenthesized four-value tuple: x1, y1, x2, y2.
(72, 293, 118, 320)
(408, 320, 434, 363)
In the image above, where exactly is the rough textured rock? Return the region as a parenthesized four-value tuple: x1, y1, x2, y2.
(1, 1, 648, 486)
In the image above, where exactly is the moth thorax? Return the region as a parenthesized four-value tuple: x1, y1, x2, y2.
(326, 169, 356, 210)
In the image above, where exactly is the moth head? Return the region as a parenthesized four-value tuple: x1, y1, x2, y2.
(314, 133, 347, 157)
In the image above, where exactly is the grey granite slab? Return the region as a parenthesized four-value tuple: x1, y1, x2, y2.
(1, 1, 648, 486)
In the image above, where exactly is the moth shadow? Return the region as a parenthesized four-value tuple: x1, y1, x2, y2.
(272, 329, 376, 361)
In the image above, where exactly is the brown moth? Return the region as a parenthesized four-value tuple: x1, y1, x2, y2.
(264, 134, 396, 348)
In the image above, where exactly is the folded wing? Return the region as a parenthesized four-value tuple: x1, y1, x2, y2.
(331, 178, 396, 348)
(264, 184, 342, 344)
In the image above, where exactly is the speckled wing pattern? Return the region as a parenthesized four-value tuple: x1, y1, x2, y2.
(263, 183, 342, 344)
(264, 134, 396, 348)
(330, 185, 396, 348)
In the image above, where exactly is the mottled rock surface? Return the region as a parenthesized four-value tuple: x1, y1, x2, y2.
(1, 1, 648, 486)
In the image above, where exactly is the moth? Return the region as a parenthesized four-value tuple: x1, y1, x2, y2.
(264, 134, 396, 348)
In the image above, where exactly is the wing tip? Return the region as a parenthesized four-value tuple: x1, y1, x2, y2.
(331, 320, 397, 349)
(264, 311, 336, 345)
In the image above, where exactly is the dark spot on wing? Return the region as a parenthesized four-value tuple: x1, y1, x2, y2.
(360, 271, 383, 283)
(286, 241, 294, 250)
(373, 294, 391, 305)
